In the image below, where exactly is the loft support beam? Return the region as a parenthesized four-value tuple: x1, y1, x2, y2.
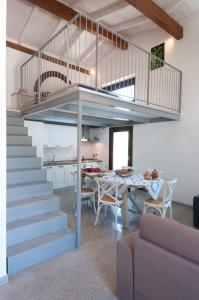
(25, 0, 128, 50)
(6, 41, 90, 75)
(125, 0, 183, 40)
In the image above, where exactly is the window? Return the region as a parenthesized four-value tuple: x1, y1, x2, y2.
(103, 76, 135, 100)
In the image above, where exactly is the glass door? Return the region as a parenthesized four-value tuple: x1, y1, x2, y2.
(109, 126, 133, 170)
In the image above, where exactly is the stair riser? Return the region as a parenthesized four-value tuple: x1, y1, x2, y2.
(7, 117, 24, 127)
(7, 157, 41, 171)
(7, 198, 60, 223)
(7, 135, 32, 146)
(7, 111, 21, 117)
(7, 146, 36, 157)
(7, 233, 76, 275)
(7, 126, 28, 136)
(7, 169, 47, 185)
(7, 214, 68, 247)
(7, 183, 52, 202)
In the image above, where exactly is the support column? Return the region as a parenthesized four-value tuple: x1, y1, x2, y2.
(0, 0, 8, 285)
(76, 98, 82, 247)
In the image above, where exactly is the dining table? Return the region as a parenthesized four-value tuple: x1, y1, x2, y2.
(100, 173, 164, 229)
(82, 170, 164, 229)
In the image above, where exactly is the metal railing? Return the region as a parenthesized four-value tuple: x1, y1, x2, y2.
(20, 13, 182, 113)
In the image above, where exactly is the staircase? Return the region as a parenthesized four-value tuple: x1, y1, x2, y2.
(6, 111, 76, 275)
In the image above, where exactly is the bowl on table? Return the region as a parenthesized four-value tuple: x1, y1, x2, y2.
(115, 168, 133, 177)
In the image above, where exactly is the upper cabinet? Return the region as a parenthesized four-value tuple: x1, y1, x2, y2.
(43, 124, 77, 148)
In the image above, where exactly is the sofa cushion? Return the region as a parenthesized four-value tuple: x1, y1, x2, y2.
(139, 214, 199, 265)
(117, 232, 138, 300)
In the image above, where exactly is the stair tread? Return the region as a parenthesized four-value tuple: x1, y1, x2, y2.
(7, 194, 59, 208)
(7, 229, 74, 256)
(7, 155, 36, 158)
(7, 210, 65, 229)
(7, 167, 41, 172)
(7, 181, 50, 189)
(7, 168, 44, 174)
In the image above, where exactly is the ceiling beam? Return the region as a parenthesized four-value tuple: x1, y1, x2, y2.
(111, 15, 149, 32)
(125, 0, 183, 39)
(92, 0, 128, 21)
(25, 0, 128, 50)
(6, 40, 90, 75)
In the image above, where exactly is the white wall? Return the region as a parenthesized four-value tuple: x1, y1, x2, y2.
(6, 47, 30, 108)
(0, 0, 8, 285)
(133, 15, 199, 205)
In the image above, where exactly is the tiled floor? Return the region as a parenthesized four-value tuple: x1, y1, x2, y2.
(56, 188, 194, 245)
(0, 190, 194, 300)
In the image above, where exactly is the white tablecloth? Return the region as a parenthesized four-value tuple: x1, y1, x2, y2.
(102, 174, 164, 200)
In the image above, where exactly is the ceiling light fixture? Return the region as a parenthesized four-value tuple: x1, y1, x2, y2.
(81, 125, 88, 142)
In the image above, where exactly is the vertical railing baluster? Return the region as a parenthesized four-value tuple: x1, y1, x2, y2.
(147, 52, 150, 105)
(37, 51, 41, 103)
(95, 23, 99, 89)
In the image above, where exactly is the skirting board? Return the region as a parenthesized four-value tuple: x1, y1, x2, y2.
(0, 274, 8, 285)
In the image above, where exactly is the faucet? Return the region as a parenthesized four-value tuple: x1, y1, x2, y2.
(52, 154, 55, 164)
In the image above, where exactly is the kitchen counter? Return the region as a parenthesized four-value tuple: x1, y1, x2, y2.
(43, 159, 103, 167)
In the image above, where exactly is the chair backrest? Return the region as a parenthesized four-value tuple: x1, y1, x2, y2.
(163, 178, 177, 205)
(97, 178, 120, 203)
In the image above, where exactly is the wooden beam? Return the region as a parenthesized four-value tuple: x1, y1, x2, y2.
(6, 41, 91, 75)
(25, 0, 128, 49)
(125, 0, 183, 39)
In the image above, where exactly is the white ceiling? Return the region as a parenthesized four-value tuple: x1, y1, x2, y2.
(6, 0, 199, 52)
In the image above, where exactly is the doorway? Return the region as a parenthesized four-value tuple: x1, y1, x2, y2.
(109, 126, 133, 170)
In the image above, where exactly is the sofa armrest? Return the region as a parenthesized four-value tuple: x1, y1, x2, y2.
(117, 232, 139, 300)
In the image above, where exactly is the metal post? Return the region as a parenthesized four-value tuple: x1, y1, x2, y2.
(76, 97, 82, 248)
(95, 23, 99, 89)
(66, 26, 69, 87)
(20, 66, 24, 107)
(37, 51, 41, 102)
(147, 53, 151, 105)
(178, 71, 182, 113)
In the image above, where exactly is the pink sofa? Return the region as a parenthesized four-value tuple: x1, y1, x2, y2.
(117, 214, 199, 300)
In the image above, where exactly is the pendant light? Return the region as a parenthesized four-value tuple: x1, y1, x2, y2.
(81, 125, 88, 142)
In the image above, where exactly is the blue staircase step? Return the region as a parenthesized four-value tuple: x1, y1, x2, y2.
(7, 181, 52, 202)
(7, 135, 32, 146)
(7, 125, 28, 136)
(7, 169, 46, 185)
(7, 230, 76, 275)
(7, 116, 24, 127)
(7, 111, 21, 117)
(7, 211, 68, 247)
(7, 145, 36, 157)
(7, 157, 41, 171)
(7, 194, 60, 223)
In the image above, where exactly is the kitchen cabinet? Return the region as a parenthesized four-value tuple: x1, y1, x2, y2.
(45, 166, 53, 183)
(43, 124, 77, 148)
(54, 165, 66, 189)
(43, 124, 64, 147)
(43, 164, 77, 190)
(65, 164, 77, 187)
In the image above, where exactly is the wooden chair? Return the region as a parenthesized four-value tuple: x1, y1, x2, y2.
(143, 178, 177, 218)
(94, 178, 123, 231)
(71, 172, 96, 214)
